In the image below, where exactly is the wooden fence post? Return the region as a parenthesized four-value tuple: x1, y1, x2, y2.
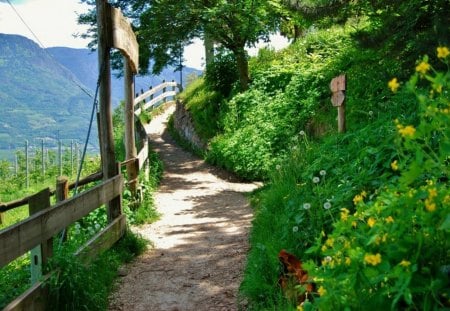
(41, 139, 45, 178)
(124, 59, 138, 194)
(0, 211, 3, 225)
(56, 177, 69, 241)
(96, 0, 121, 223)
(162, 80, 167, 103)
(29, 188, 51, 284)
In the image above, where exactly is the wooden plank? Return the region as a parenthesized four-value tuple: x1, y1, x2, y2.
(75, 214, 127, 264)
(135, 91, 177, 115)
(330, 74, 346, 92)
(331, 90, 345, 107)
(110, 5, 139, 73)
(133, 82, 178, 106)
(0, 175, 123, 268)
(3, 274, 51, 311)
(137, 140, 148, 170)
(28, 188, 51, 285)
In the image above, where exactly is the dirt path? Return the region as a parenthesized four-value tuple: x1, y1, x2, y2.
(109, 106, 259, 311)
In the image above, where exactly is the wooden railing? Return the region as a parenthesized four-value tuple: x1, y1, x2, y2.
(0, 81, 180, 310)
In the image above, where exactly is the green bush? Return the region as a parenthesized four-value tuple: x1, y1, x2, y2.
(205, 50, 239, 98)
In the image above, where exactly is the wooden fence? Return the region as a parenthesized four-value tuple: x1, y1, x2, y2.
(0, 81, 180, 311)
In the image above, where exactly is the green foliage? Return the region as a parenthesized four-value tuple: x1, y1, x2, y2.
(0, 256, 30, 309)
(306, 53, 450, 311)
(239, 40, 449, 310)
(47, 230, 147, 311)
(205, 51, 239, 98)
(179, 77, 223, 142)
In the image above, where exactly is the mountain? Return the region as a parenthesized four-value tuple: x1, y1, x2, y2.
(0, 34, 201, 159)
(47, 48, 201, 105)
(0, 34, 96, 153)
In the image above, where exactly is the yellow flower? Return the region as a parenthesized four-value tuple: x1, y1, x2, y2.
(318, 286, 327, 296)
(361, 191, 367, 198)
(425, 198, 436, 212)
(325, 238, 334, 247)
(416, 61, 430, 74)
(341, 208, 349, 221)
(388, 78, 400, 92)
(345, 257, 351, 265)
(428, 188, 437, 198)
(399, 260, 411, 267)
(364, 253, 382, 266)
(353, 194, 363, 205)
(385, 216, 394, 223)
(398, 125, 416, 138)
(391, 160, 399, 171)
(367, 217, 376, 228)
(297, 305, 304, 311)
(321, 245, 328, 252)
(352, 220, 357, 228)
(437, 46, 450, 59)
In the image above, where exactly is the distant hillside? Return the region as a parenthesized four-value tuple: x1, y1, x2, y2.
(47, 47, 202, 106)
(0, 34, 96, 153)
(0, 34, 201, 159)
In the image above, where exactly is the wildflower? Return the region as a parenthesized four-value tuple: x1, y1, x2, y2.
(385, 216, 394, 223)
(428, 188, 437, 198)
(425, 198, 436, 212)
(323, 202, 332, 210)
(352, 220, 357, 228)
(399, 260, 411, 267)
(303, 203, 311, 210)
(398, 125, 416, 138)
(391, 160, 399, 171)
(416, 61, 430, 74)
(325, 238, 334, 247)
(368, 110, 374, 117)
(292, 226, 299, 233)
(367, 217, 376, 228)
(319, 170, 326, 176)
(361, 191, 367, 198)
(345, 257, 351, 265)
(388, 78, 400, 92)
(312, 176, 320, 183)
(437, 46, 450, 59)
(364, 253, 382, 266)
(340, 208, 350, 221)
(318, 286, 326, 296)
(321, 245, 328, 252)
(276, 164, 281, 170)
(299, 130, 306, 136)
(353, 194, 364, 205)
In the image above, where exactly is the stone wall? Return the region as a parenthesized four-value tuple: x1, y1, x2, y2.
(173, 100, 206, 150)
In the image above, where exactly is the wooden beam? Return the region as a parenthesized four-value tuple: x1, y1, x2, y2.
(133, 82, 178, 106)
(75, 214, 127, 264)
(96, 0, 121, 223)
(124, 59, 138, 194)
(110, 6, 139, 73)
(0, 175, 123, 268)
(28, 188, 51, 284)
(134, 92, 177, 116)
(2, 274, 51, 311)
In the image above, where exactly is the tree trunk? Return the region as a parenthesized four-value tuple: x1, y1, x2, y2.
(204, 32, 214, 67)
(234, 47, 249, 91)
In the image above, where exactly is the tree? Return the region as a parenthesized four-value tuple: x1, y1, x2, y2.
(79, 0, 280, 91)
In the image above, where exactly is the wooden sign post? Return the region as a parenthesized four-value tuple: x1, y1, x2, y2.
(330, 74, 346, 133)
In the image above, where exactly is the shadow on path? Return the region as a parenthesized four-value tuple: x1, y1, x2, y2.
(109, 106, 259, 311)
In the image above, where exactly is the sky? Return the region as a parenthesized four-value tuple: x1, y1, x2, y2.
(0, 0, 289, 70)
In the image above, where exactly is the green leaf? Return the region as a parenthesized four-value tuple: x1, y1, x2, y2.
(438, 214, 450, 231)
